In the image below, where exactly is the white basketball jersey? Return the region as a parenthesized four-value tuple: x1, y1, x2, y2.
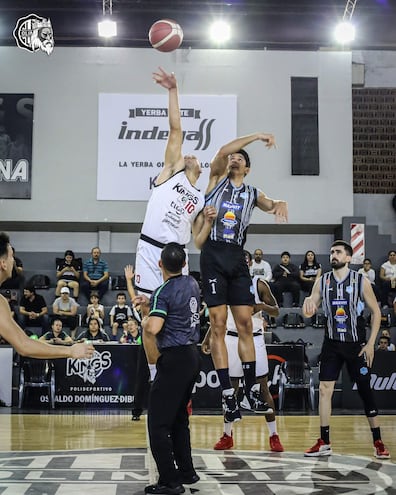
(141, 170, 204, 245)
(226, 276, 264, 333)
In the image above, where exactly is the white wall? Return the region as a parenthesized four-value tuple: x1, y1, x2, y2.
(0, 46, 353, 226)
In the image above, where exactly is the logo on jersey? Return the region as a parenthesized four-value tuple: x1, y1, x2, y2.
(171, 182, 200, 215)
(221, 210, 237, 240)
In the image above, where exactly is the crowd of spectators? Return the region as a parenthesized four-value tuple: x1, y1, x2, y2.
(1, 245, 395, 348)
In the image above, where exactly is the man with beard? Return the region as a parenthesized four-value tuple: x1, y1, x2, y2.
(303, 240, 390, 459)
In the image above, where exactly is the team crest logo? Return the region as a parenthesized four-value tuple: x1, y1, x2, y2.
(66, 350, 112, 384)
(13, 14, 55, 55)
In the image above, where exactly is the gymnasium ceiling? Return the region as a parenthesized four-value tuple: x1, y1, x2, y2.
(0, 0, 395, 51)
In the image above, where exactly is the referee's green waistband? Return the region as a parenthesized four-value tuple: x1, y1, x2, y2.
(227, 330, 262, 338)
(140, 234, 185, 249)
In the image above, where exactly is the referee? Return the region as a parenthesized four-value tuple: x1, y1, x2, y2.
(137, 243, 201, 495)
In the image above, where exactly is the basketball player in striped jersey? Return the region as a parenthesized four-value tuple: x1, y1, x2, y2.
(197, 132, 288, 422)
(303, 240, 390, 459)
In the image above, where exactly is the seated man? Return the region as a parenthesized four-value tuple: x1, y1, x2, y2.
(250, 248, 273, 282)
(272, 251, 301, 307)
(52, 287, 79, 339)
(81, 247, 109, 300)
(379, 250, 396, 308)
(39, 318, 73, 345)
(76, 316, 110, 342)
(19, 285, 50, 336)
(358, 258, 381, 302)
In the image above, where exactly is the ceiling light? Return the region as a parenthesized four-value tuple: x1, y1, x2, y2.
(209, 20, 231, 44)
(98, 18, 117, 38)
(334, 21, 355, 44)
(98, 0, 117, 38)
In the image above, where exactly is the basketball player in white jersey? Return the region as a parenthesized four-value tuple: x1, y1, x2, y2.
(134, 68, 215, 374)
(135, 67, 212, 297)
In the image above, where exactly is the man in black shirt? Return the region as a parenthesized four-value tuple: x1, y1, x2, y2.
(19, 286, 50, 335)
(137, 243, 201, 495)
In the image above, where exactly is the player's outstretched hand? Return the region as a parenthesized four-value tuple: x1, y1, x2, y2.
(124, 264, 135, 281)
(257, 133, 276, 149)
(152, 67, 177, 90)
(70, 342, 95, 359)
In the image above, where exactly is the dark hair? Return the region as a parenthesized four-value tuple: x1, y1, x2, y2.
(281, 251, 290, 258)
(0, 232, 10, 258)
(116, 292, 126, 298)
(24, 285, 36, 294)
(243, 250, 252, 262)
(64, 250, 75, 258)
(379, 336, 390, 344)
(161, 243, 186, 273)
(236, 149, 250, 168)
(301, 250, 318, 270)
(331, 240, 353, 257)
(51, 317, 62, 326)
(388, 250, 396, 256)
(363, 258, 371, 264)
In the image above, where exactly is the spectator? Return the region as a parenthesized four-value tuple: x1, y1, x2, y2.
(1, 247, 24, 291)
(81, 247, 109, 300)
(1, 288, 19, 323)
(272, 251, 301, 307)
(358, 258, 381, 302)
(120, 319, 142, 344)
(52, 287, 79, 339)
(250, 248, 273, 282)
(85, 291, 105, 327)
(76, 316, 110, 342)
(380, 329, 395, 351)
(378, 335, 391, 351)
(19, 286, 50, 335)
(109, 292, 133, 341)
(39, 318, 73, 345)
(379, 250, 396, 308)
(299, 250, 322, 293)
(55, 250, 81, 299)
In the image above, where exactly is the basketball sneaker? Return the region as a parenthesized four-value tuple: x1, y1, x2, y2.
(269, 434, 284, 452)
(214, 432, 234, 450)
(374, 440, 391, 459)
(222, 390, 241, 423)
(240, 384, 274, 414)
(304, 438, 332, 457)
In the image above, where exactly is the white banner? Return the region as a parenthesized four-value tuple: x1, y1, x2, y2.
(97, 93, 237, 201)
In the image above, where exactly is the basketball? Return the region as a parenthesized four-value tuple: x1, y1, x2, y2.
(148, 19, 183, 52)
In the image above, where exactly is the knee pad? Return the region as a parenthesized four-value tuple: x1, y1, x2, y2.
(356, 378, 378, 417)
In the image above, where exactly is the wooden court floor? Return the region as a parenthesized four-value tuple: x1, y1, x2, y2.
(0, 411, 395, 494)
(1, 412, 394, 456)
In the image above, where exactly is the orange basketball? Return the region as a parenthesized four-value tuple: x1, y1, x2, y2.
(148, 19, 183, 52)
